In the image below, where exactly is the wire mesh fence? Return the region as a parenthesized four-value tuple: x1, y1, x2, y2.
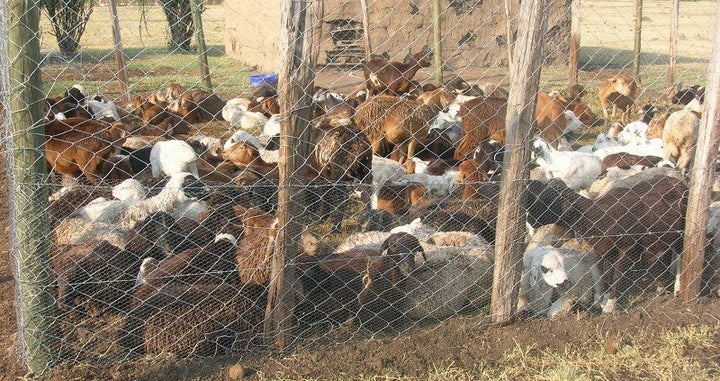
(2, 0, 720, 374)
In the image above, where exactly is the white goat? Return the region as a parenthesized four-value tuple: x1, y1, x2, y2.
(150, 140, 199, 179)
(532, 137, 601, 190)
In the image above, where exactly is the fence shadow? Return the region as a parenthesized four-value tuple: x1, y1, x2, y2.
(579, 46, 709, 71)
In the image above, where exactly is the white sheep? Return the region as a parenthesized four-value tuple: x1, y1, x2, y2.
(532, 137, 601, 190)
(150, 140, 199, 179)
(262, 114, 281, 137)
(662, 107, 701, 173)
(53, 217, 131, 248)
(222, 97, 268, 130)
(334, 218, 438, 253)
(112, 178, 148, 201)
(118, 172, 209, 229)
(519, 246, 602, 318)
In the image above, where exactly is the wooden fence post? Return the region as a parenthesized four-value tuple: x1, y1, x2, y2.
(264, 0, 321, 350)
(633, 0, 643, 79)
(491, 0, 550, 324)
(360, 0, 372, 57)
(109, 0, 131, 102)
(432, 0, 443, 87)
(568, 0, 580, 90)
(668, 0, 680, 102)
(679, 0, 720, 302)
(6, 0, 60, 373)
(190, 0, 212, 89)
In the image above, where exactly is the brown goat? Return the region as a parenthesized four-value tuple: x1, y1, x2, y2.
(548, 90, 598, 127)
(363, 51, 432, 96)
(535, 91, 570, 148)
(600, 152, 662, 174)
(374, 182, 428, 215)
(176, 88, 226, 122)
(598, 75, 639, 123)
(353, 95, 435, 167)
(454, 96, 508, 161)
(416, 88, 457, 113)
(44, 118, 129, 185)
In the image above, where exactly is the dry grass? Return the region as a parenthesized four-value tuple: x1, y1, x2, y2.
(249, 325, 720, 380)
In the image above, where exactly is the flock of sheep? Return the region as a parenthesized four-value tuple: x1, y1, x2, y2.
(40, 51, 720, 358)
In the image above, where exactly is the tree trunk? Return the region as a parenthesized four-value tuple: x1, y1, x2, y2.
(159, 0, 195, 52)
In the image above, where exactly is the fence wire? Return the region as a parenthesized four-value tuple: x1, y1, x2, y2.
(2, 0, 719, 372)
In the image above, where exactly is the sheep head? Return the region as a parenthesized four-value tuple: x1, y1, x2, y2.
(380, 232, 424, 277)
(539, 250, 569, 288)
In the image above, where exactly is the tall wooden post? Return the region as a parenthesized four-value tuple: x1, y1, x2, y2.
(503, 0, 514, 66)
(668, 0, 680, 102)
(568, 0, 580, 90)
(679, 0, 720, 302)
(432, 0, 443, 87)
(360, 0, 372, 57)
(491, 0, 550, 324)
(190, 0, 212, 89)
(6, 0, 59, 373)
(633, 0, 643, 78)
(264, 0, 321, 350)
(109, 0, 131, 102)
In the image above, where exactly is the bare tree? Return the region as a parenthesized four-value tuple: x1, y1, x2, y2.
(40, 0, 93, 55)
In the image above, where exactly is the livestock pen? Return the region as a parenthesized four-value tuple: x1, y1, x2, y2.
(2, 0, 720, 379)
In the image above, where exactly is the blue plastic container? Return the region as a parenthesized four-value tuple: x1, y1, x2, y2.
(249, 73, 278, 87)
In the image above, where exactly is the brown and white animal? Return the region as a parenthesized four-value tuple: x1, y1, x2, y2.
(44, 118, 129, 185)
(662, 100, 704, 173)
(353, 95, 435, 167)
(598, 75, 639, 123)
(363, 50, 432, 96)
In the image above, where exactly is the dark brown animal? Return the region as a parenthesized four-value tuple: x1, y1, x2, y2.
(559, 176, 687, 306)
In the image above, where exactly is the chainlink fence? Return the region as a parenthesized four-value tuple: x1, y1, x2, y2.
(2, 0, 719, 373)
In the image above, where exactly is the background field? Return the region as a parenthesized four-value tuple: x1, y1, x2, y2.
(1, 1, 718, 380)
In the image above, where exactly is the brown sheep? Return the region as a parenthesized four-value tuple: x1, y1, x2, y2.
(598, 75, 639, 123)
(354, 95, 435, 167)
(136, 233, 239, 291)
(44, 118, 129, 185)
(120, 283, 265, 357)
(363, 51, 432, 96)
